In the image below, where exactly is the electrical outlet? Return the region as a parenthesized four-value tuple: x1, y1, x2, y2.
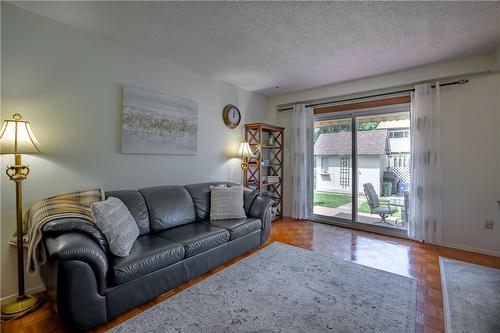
(484, 219, 494, 230)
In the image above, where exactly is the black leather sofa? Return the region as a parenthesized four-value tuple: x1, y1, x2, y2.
(39, 182, 273, 331)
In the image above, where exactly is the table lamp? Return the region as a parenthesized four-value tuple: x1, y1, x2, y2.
(0, 113, 43, 319)
(237, 142, 255, 186)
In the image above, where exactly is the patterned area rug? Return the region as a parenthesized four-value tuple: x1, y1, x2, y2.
(440, 257, 500, 333)
(109, 242, 417, 332)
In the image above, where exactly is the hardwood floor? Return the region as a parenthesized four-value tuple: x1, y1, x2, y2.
(2, 217, 500, 333)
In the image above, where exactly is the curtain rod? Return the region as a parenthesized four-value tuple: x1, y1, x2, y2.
(277, 79, 469, 112)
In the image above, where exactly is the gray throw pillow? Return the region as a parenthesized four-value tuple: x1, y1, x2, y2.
(210, 185, 246, 220)
(91, 197, 139, 257)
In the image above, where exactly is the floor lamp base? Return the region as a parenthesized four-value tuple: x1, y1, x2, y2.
(1, 294, 44, 321)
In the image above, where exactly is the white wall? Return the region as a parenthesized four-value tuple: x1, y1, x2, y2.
(272, 58, 500, 256)
(315, 155, 382, 195)
(389, 137, 411, 154)
(358, 156, 383, 195)
(439, 73, 500, 255)
(1, 4, 270, 299)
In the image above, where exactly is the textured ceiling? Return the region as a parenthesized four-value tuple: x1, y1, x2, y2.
(11, 1, 500, 96)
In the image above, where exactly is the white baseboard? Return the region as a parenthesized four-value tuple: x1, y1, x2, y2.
(1, 284, 46, 304)
(434, 241, 500, 257)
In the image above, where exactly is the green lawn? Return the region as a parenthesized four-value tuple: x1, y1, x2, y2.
(358, 198, 389, 213)
(358, 199, 401, 218)
(314, 191, 402, 218)
(313, 192, 351, 208)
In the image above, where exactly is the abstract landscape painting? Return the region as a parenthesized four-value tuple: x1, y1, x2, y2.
(121, 86, 198, 155)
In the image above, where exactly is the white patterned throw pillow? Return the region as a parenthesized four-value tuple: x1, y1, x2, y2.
(91, 197, 139, 257)
(210, 185, 246, 220)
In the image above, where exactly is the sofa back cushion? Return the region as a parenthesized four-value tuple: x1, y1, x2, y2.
(139, 186, 196, 232)
(106, 190, 150, 235)
(184, 182, 237, 220)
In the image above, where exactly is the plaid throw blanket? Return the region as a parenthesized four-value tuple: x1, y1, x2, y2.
(22, 188, 104, 275)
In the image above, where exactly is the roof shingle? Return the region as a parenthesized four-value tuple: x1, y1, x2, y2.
(314, 130, 388, 155)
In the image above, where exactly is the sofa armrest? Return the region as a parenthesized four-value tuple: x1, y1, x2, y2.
(243, 188, 258, 214)
(248, 195, 274, 244)
(43, 217, 109, 253)
(45, 232, 108, 294)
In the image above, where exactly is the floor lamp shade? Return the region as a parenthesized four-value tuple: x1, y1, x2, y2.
(0, 113, 43, 320)
(0, 113, 41, 154)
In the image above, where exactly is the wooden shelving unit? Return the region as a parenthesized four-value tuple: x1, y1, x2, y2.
(245, 123, 285, 220)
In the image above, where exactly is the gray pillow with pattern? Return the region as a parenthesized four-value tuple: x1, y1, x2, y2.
(91, 197, 139, 257)
(210, 185, 246, 220)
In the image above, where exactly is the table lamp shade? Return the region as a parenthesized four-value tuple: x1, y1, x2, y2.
(237, 142, 255, 158)
(0, 114, 41, 154)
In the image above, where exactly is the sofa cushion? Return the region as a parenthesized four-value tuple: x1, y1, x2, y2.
(110, 234, 184, 285)
(139, 186, 196, 232)
(157, 223, 230, 258)
(106, 190, 150, 235)
(208, 218, 262, 240)
(184, 182, 237, 220)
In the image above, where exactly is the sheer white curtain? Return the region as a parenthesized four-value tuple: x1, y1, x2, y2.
(290, 104, 314, 219)
(409, 82, 442, 242)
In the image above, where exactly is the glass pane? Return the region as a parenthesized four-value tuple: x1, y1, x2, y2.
(313, 118, 352, 221)
(356, 111, 410, 231)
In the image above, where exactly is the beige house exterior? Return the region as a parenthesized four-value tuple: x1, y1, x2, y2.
(314, 130, 389, 195)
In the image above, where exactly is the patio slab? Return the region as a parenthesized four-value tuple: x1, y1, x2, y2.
(313, 205, 407, 231)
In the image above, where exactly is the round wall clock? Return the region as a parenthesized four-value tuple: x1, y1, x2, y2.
(222, 104, 241, 129)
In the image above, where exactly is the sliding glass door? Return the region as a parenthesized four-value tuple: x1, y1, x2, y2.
(312, 107, 411, 236)
(313, 117, 353, 222)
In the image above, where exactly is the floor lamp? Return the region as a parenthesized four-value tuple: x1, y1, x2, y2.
(237, 142, 255, 187)
(0, 113, 44, 320)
